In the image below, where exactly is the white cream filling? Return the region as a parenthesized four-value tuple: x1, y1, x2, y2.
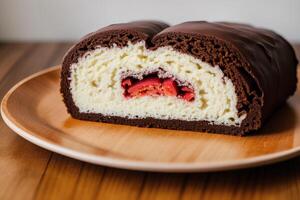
(69, 41, 246, 126)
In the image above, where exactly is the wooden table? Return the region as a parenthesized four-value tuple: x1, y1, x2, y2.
(0, 42, 300, 200)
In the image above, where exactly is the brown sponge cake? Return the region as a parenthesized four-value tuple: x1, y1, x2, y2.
(61, 21, 298, 135)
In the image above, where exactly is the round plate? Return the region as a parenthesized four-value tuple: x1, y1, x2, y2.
(2, 66, 300, 172)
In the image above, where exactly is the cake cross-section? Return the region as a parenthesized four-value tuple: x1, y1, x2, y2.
(61, 21, 298, 135)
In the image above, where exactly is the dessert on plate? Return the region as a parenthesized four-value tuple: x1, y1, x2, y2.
(61, 21, 298, 135)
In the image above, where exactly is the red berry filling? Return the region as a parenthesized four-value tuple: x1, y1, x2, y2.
(121, 74, 195, 102)
(127, 77, 162, 97)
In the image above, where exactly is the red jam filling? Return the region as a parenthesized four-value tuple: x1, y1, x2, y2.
(121, 74, 195, 102)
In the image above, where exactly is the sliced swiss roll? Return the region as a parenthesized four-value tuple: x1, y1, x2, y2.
(61, 21, 298, 135)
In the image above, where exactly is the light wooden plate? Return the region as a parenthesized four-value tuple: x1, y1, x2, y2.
(1, 66, 300, 172)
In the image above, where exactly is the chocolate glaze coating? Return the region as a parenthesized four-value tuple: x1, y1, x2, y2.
(61, 21, 298, 135)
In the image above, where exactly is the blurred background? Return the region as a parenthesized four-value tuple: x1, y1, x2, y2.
(0, 0, 299, 42)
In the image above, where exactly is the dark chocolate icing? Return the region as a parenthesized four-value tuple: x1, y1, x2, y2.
(61, 21, 298, 135)
(152, 22, 298, 128)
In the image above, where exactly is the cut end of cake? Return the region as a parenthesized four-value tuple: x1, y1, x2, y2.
(68, 41, 246, 126)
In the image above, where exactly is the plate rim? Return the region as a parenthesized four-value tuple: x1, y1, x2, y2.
(1, 66, 300, 173)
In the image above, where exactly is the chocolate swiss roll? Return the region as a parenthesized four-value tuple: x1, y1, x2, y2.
(61, 21, 298, 135)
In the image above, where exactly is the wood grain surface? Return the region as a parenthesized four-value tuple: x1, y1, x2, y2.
(0, 42, 300, 200)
